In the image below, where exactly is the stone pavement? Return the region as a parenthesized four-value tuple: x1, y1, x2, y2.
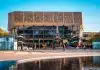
(0, 49, 100, 63)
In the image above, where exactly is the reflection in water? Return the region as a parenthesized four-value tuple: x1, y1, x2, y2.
(17, 56, 100, 70)
(0, 60, 16, 70)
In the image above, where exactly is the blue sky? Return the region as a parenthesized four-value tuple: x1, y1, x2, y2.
(0, 0, 100, 32)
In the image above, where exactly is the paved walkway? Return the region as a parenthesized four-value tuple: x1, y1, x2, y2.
(0, 49, 100, 63)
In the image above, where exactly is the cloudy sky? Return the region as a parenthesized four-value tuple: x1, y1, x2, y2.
(0, 0, 100, 32)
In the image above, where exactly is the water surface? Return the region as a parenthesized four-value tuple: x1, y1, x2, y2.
(0, 60, 16, 70)
(16, 56, 100, 70)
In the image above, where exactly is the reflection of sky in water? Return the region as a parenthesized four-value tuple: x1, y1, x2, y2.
(0, 60, 16, 70)
(17, 56, 100, 70)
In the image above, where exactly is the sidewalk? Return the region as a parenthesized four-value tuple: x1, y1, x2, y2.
(0, 49, 100, 63)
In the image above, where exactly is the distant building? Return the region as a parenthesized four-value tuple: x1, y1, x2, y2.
(92, 39, 100, 49)
(8, 11, 83, 50)
(0, 36, 13, 50)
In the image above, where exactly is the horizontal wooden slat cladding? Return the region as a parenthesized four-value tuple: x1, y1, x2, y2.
(54, 12, 58, 22)
(8, 12, 83, 30)
(57, 12, 63, 22)
(43, 12, 53, 22)
(24, 12, 33, 23)
(54, 12, 63, 23)
(73, 12, 82, 24)
(15, 22, 57, 26)
(14, 12, 23, 23)
(64, 12, 73, 24)
(34, 12, 43, 22)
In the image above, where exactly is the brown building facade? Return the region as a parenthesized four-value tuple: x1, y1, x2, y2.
(8, 11, 83, 50)
(8, 11, 82, 31)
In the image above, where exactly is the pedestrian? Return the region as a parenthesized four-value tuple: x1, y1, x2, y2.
(83, 45, 86, 49)
(65, 42, 68, 48)
(32, 44, 34, 50)
(52, 43, 55, 50)
(62, 43, 65, 51)
(51, 43, 53, 49)
(42, 43, 46, 49)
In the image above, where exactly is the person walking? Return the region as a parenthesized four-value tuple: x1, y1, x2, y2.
(42, 43, 46, 49)
(83, 44, 86, 49)
(62, 43, 65, 51)
(52, 43, 55, 50)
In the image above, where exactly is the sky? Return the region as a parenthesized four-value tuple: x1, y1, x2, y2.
(0, 0, 100, 32)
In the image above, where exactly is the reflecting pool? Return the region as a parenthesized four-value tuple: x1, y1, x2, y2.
(0, 60, 16, 70)
(16, 56, 100, 70)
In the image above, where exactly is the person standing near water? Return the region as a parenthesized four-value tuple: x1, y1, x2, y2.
(42, 43, 46, 49)
(62, 43, 65, 51)
(51, 42, 55, 50)
(61, 40, 65, 51)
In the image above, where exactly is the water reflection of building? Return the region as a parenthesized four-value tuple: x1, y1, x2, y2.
(8, 11, 83, 49)
(17, 57, 100, 70)
(81, 56, 100, 70)
(17, 58, 81, 70)
(62, 58, 80, 70)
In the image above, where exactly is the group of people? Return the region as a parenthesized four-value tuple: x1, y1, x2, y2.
(26, 40, 93, 50)
(18, 42, 93, 51)
(49, 42, 93, 50)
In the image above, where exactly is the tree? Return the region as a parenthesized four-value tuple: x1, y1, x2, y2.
(0, 28, 9, 36)
(88, 32, 100, 43)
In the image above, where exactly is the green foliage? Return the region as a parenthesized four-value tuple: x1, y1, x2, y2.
(88, 33, 100, 43)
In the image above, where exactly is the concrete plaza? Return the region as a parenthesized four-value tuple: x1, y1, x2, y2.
(0, 49, 100, 63)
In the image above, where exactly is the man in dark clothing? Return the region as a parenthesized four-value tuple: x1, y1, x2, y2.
(62, 43, 65, 51)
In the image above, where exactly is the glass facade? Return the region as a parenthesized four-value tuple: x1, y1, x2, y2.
(17, 25, 78, 49)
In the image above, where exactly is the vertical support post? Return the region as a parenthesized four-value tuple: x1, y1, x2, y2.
(32, 26, 34, 50)
(39, 38, 40, 49)
(63, 12, 64, 25)
(53, 12, 54, 23)
(72, 12, 74, 24)
(13, 26, 18, 50)
(39, 60, 41, 70)
(43, 12, 44, 22)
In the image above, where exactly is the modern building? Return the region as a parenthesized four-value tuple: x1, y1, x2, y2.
(92, 39, 100, 49)
(0, 36, 14, 50)
(8, 11, 83, 50)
